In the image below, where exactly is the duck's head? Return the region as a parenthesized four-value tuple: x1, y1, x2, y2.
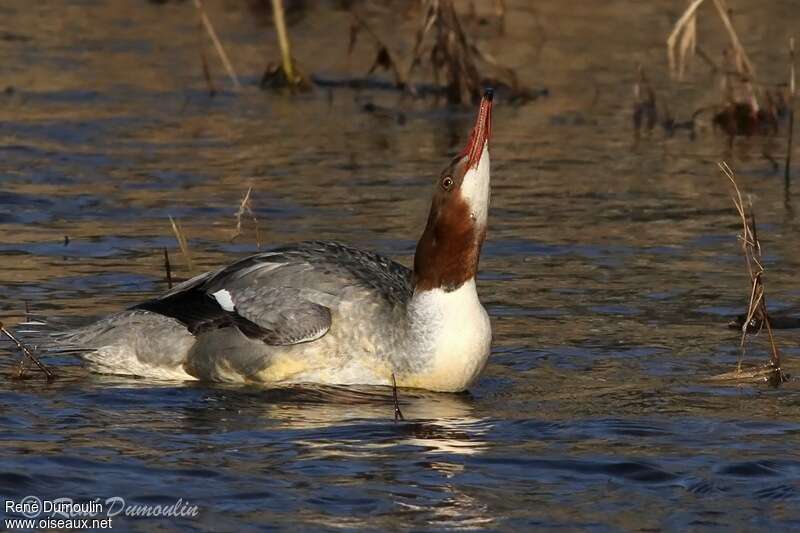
(414, 88, 493, 293)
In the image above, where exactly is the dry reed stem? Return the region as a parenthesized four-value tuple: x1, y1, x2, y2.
(718, 162, 783, 379)
(169, 216, 196, 273)
(786, 37, 796, 184)
(0, 322, 54, 381)
(711, 0, 755, 76)
(231, 187, 262, 248)
(193, 0, 241, 90)
(677, 5, 697, 80)
(668, 0, 755, 89)
(163, 248, 173, 289)
(708, 365, 781, 382)
(271, 0, 297, 84)
(391, 373, 404, 422)
(667, 0, 705, 78)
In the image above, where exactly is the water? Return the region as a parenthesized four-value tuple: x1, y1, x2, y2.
(2, 0, 800, 530)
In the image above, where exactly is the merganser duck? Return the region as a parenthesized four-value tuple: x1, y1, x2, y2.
(54, 89, 494, 392)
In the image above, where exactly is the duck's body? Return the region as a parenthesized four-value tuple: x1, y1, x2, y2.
(50, 90, 495, 392)
(60, 240, 490, 391)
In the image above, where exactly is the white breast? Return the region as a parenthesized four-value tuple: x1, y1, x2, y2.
(404, 279, 492, 392)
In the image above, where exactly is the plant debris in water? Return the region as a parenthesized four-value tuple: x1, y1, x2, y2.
(641, 0, 793, 145)
(336, 0, 542, 104)
(0, 321, 54, 382)
(711, 162, 788, 386)
(231, 186, 262, 248)
(169, 215, 195, 275)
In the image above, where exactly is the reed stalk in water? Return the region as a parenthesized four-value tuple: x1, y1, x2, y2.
(391, 373, 404, 422)
(271, 0, 295, 84)
(193, 0, 241, 91)
(714, 162, 786, 385)
(0, 322, 54, 381)
(163, 248, 174, 289)
(169, 216, 195, 274)
(261, 0, 310, 90)
(668, 0, 754, 80)
(231, 186, 262, 249)
(667, 0, 702, 80)
(785, 38, 796, 187)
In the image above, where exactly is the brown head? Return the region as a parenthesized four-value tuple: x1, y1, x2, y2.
(414, 89, 493, 293)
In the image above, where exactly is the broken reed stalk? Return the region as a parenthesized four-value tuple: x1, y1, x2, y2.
(169, 216, 196, 273)
(786, 37, 796, 185)
(0, 322, 54, 381)
(193, 0, 241, 91)
(231, 186, 262, 248)
(667, 0, 704, 79)
(667, 0, 755, 84)
(163, 248, 173, 289)
(711, 0, 755, 76)
(718, 162, 783, 381)
(667, 0, 705, 78)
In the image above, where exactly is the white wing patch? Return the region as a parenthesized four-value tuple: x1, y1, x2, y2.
(212, 289, 236, 312)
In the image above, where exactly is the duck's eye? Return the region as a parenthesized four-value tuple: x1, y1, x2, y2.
(441, 176, 454, 191)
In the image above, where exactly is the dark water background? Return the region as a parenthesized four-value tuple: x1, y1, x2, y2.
(1, 1, 800, 530)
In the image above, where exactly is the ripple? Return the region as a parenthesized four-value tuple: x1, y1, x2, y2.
(754, 484, 799, 501)
(717, 460, 786, 478)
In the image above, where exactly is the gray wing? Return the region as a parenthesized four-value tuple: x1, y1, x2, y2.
(222, 286, 331, 346)
(133, 241, 411, 347)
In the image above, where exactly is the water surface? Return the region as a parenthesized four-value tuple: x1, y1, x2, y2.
(1, 1, 800, 530)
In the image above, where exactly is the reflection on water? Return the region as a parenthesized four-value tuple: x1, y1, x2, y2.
(1, 0, 800, 530)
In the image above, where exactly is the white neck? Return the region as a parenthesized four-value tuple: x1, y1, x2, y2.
(402, 278, 492, 392)
(460, 142, 490, 226)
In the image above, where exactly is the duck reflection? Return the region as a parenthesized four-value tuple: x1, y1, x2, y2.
(177, 382, 492, 456)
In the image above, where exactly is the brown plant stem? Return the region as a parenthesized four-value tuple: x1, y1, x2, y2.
(0, 322, 54, 381)
(163, 248, 173, 289)
(169, 216, 195, 274)
(785, 37, 796, 188)
(718, 162, 785, 383)
(392, 373, 404, 422)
